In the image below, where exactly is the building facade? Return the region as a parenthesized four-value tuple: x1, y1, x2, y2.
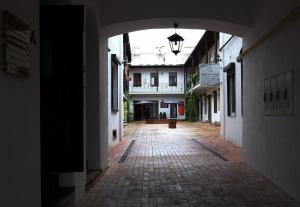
(219, 34, 243, 147)
(184, 31, 221, 124)
(108, 34, 129, 146)
(128, 65, 185, 120)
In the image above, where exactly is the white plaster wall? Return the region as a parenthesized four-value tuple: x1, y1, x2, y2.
(132, 95, 185, 119)
(99, 32, 109, 170)
(86, 7, 101, 171)
(243, 1, 300, 201)
(199, 91, 221, 123)
(219, 34, 243, 147)
(108, 35, 124, 146)
(129, 67, 185, 94)
(0, 1, 40, 207)
(211, 92, 221, 123)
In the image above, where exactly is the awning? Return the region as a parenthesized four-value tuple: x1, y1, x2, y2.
(162, 100, 183, 104)
(134, 100, 157, 105)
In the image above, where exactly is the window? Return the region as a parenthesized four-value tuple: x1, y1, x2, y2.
(133, 73, 141, 87)
(213, 90, 218, 113)
(150, 73, 158, 86)
(227, 69, 236, 116)
(169, 72, 177, 86)
(111, 58, 119, 111)
(170, 103, 177, 118)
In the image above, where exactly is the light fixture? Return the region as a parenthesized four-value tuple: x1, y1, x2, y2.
(168, 23, 184, 56)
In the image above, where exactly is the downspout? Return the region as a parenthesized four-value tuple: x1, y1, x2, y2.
(221, 37, 226, 140)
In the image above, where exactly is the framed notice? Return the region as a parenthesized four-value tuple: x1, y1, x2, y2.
(160, 102, 168, 108)
(2, 11, 31, 77)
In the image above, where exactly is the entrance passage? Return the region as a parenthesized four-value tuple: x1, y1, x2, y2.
(134, 101, 158, 120)
(77, 122, 300, 207)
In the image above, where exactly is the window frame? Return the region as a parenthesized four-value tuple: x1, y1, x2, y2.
(169, 72, 177, 86)
(170, 103, 177, 118)
(150, 72, 158, 87)
(111, 56, 119, 112)
(133, 73, 141, 87)
(227, 68, 236, 117)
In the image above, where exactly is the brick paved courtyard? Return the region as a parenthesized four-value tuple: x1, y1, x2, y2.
(77, 122, 300, 207)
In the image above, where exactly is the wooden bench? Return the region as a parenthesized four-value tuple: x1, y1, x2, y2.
(145, 119, 177, 128)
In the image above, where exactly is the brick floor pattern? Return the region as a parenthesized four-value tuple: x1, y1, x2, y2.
(77, 122, 300, 207)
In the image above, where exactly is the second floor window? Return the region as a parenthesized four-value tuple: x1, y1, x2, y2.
(169, 72, 177, 86)
(227, 69, 236, 116)
(133, 73, 141, 87)
(111, 58, 119, 111)
(150, 73, 158, 86)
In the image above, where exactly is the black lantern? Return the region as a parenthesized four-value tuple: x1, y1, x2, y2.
(168, 23, 184, 55)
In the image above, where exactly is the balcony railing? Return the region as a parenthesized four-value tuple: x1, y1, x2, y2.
(187, 64, 220, 91)
(129, 82, 184, 94)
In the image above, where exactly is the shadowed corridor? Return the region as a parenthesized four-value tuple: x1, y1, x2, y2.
(77, 122, 299, 207)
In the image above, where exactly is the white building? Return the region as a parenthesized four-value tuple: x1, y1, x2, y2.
(128, 65, 186, 120)
(108, 35, 125, 146)
(184, 31, 221, 124)
(219, 34, 243, 147)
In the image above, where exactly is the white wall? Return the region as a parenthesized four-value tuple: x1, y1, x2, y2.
(129, 67, 185, 94)
(86, 6, 101, 171)
(132, 95, 185, 119)
(0, 1, 40, 207)
(243, 1, 300, 201)
(108, 35, 124, 146)
(220, 34, 243, 147)
(99, 31, 109, 170)
(199, 91, 221, 123)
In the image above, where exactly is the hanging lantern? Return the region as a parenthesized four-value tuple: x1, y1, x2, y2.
(168, 23, 184, 55)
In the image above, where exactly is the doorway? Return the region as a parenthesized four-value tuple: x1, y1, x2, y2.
(40, 5, 84, 206)
(170, 103, 178, 119)
(134, 101, 158, 120)
(207, 95, 212, 122)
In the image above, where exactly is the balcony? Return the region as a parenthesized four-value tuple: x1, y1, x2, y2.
(129, 82, 184, 94)
(188, 64, 220, 94)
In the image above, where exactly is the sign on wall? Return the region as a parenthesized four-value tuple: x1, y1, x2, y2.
(264, 71, 293, 116)
(2, 11, 31, 77)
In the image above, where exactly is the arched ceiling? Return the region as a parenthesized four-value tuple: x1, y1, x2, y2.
(94, 0, 255, 37)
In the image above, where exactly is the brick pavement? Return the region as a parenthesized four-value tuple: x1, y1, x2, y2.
(77, 121, 300, 207)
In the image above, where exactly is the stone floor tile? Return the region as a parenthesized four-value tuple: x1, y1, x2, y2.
(76, 122, 300, 207)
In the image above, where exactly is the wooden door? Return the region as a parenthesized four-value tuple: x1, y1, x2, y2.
(41, 6, 84, 172)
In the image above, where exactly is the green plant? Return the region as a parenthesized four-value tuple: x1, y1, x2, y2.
(124, 91, 132, 101)
(185, 91, 197, 122)
(186, 73, 197, 90)
(124, 91, 134, 122)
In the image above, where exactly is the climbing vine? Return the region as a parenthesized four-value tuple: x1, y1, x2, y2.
(185, 74, 198, 122)
(185, 91, 197, 122)
(124, 91, 133, 122)
(186, 73, 197, 91)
